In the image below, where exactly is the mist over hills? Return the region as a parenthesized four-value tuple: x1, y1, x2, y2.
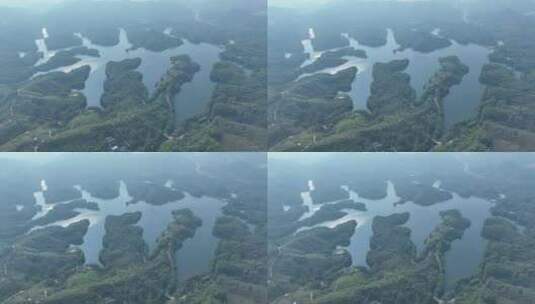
(0, 0, 266, 152)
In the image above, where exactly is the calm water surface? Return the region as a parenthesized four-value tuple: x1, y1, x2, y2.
(33, 27, 221, 122)
(295, 179, 492, 290)
(299, 27, 492, 128)
(31, 179, 226, 281)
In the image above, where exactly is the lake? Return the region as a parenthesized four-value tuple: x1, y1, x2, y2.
(31, 179, 226, 282)
(171, 40, 221, 123)
(296, 179, 493, 290)
(299, 27, 492, 128)
(33, 27, 221, 122)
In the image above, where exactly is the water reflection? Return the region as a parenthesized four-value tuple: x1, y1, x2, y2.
(31, 180, 226, 281)
(33, 26, 222, 121)
(34, 28, 55, 66)
(171, 41, 221, 123)
(297, 179, 492, 289)
(300, 27, 492, 127)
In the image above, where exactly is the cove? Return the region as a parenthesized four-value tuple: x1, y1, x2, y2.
(33, 28, 185, 107)
(171, 40, 221, 124)
(32, 27, 222, 123)
(31, 179, 225, 282)
(300, 27, 492, 128)
(296, 179, 493, 290)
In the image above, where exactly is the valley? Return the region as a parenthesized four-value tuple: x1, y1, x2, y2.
(268, 0, 535, 151)
(0, 153, 267, 304)
(268, 153, 535, 304)
(0, 0, 267, 152)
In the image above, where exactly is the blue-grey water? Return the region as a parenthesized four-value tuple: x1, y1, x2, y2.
(173, 193, 225, 281)
(171, 41, 221, 123)
(33, 27, 221, 122)
(295, 179, 492, 290)
(31, 179, 225, 282)
(299, 28, 492, 128)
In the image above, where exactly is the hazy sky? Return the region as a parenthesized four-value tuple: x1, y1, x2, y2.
(267, 0, 442, 9)
(0, 0, 159, 9)
(268, 0, 334, 8)
(0, 0, 64, 7)
(0, 153, 66, 164)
